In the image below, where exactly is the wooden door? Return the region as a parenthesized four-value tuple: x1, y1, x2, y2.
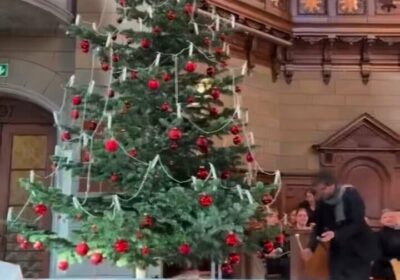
(0, 98, 55, 278)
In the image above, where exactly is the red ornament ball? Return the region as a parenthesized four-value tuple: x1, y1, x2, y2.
(16, 234, 26, 244)
(19, 240, 29, 250)
(84, 120, 97, 131)
(90, 252, 103, 265)
(130, 70, 139, 79)
(235, 85, 241, 93)
(206, 67, 215, 77)
(211, 88, 220, 100)
(233, 135, 241, 145)
(275, 233, 285, 245)
(141, 38, 151, 49)
(168, 127, 182, 141)
(61, 131, 71, 142)
(264, 241, 274, 253)
(141, 246, 150, 256)
(58, 260, 69, 271)
(225, 232, 239, 247)
(228, 253, 241, 265)
(119, 0, 127, 6)
(196, 166, 209, 180)
(107, 89, 115, 98)
(152, 26, 161, 35)
(104, 138, 119, 153)
(75, 242, 89, 256)
(198, 193, 213, 207)
(246, 152, 254, 163)
(184, 3, 194, 15)
(70, 109, 80, 120)
(230, 125, 240, 135)
(147, 79, 160, 90)
(112, 54, 119, 63)
(114, 239, 129, 253)
(34, 203, 47, 216)
(187, 96, 195, 104)
(101, 62, 109, 72)
(185, 61, 197, 73)
(178, 243, 191, 255)
(203, 37, 211, 47)
(162, 72, 171, 82)
(128, 148, 137, 157)
(196, 136, 208, 152)
(33, 241, 44, 250)
(160, 102, 172, 112)
(215, 47, 223, 56)
(141, 215, 153, 228)
(209, 107, 219, 117)
(262, 193, 273, 205)
(220, 170, 230, 180)
(110, 173, 119, 183)
(72, 95, 82, 106)
(80, 40, 90, 53)
(221, 263, 233, 275)
(167, 10, 176, 20)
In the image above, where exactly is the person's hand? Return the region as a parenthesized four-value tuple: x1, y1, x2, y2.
(301, 248, 313, 261)
(320, 231, 335, 242)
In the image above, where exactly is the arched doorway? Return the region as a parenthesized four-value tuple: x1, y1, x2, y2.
(0, 97, 55, 278)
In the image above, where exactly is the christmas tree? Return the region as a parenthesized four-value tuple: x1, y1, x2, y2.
(8, 0, 281, 277)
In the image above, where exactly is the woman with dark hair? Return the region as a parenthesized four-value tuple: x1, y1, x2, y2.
(298, 188, 317, 226)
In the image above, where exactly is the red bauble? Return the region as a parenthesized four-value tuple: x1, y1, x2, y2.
(16, 234, 26, 244)
(61, 131, 71, 142)
(184, 3, 194, 15)
(230, 125, 240, 135)
(33, 241, 43, 250)
(141, 215, 153, 228)
(275, 233, 285, 245)
(104, 138, 119, 153)
(130, 70, 139, 79)
(220, 34, 227, 42)
(72, 95, 82, 106)
(128, 148, 137, 157)
(34, 203, 47, 216)
(168, 127, 182, 141)
(110, 173, 119, 182)
(101, 62, 109, 71)
(70, 109, 80, 120)
(198, 193, 213, 207)
(147, 79, 160, 90)
(141, 38, 151, 49)
(220, 170, 230, 180)
(196, 136, 208, 152)
(262, 194, 273, 205)
(119, 0, 127, 6)
(203, 37, 211, 47)
(206, 67, 215, 76)
(152, 26, 161, 35)
(178, 243, 191, 255)
(211, 88, 220, 100)
(209, 107, 219, 117)
(162, 72, 171, 82)
(160, 102, 172, 112)
(167, 10, 176, 20)
(114, 239, 129, 253)
(233, 135, 241, 145)
(85, 120, 97, 131)
(112, 54, 119, 63)
(215, 47, 223, 56)
(246, 152, 254, 163)
(19, 241, 29, 250)
(58, 260, 69, 271)
(228, 253, 241, 265)
(80, 40, 90, 53)
(264, 241, 274, 253)
(235, 85, 241, 93)
(107, 89, 115, 98)
(141, 246, 150, 256)
(221, 263, 233, 275)
(187, 96, 195, 104)
(225, 232, 239, 247)
(196, 166, 209, 180)
(220, 60, 228, 68)
(117, 17, 123, 24)
(90, 252, 103, 265)
(112, 34, 117, 41)
(75, 242, 89, 256)
(184, 61, 197, 73)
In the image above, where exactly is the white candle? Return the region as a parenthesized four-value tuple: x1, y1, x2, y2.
(107, 113, 112, 129)
(75, 14, 81, 25)
(30, 170, 35, 183)
(68, 75, 75, 87)
(139, 18, 143, 31)
(177, 103, 182, 119)
(194, 23, 199, 35)
(227, 44, 231, 56)
(7, 207, 13, 222)
(216, 15, 220, 32)
(92, 22, 97, 31)
(245, 110, 249, 124)
(189, 43, 194, 57)
(249, 132, 255, 145)
(236, 104, 241, 119)
(105, 33, 112, 47)
(241, 61, 247, 75)
(155, 53, 161, 66)
(53, 112, 59, 126)
(122, 67, 127, 81)
(88, 80, 95, 94)
(148, 6, 153, 18)
(231, 14, 235, 28)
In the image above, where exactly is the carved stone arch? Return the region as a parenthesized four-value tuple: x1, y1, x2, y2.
(337, 156, 390, 220)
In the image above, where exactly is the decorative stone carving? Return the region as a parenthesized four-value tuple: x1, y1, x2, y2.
(298, 0, 326, 14)
(337, 0, 366, 14)
(377, 0, 397, 12)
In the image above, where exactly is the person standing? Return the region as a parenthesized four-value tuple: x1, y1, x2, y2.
(301, 170, 379, 280)
(298, 189, 317, 226)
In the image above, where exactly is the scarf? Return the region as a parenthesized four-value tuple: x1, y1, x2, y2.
(324, 184, 353, 223)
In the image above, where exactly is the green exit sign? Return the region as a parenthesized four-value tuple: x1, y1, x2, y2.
(0, 64, 9, 77)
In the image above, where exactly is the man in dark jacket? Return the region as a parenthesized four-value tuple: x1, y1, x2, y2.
(301, 170, 379, 280)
